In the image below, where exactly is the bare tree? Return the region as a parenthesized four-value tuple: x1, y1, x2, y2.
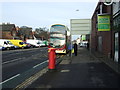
(35, 27, 49, 40)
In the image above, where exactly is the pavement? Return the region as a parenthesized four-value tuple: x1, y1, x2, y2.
(91, 50, 120, 74)
(26, 47, 120, 89)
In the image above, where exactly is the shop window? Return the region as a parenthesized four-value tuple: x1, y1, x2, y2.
(114, 33, 119, 62)
(102, 5, 107, 13)
(119, 1, 120, 10)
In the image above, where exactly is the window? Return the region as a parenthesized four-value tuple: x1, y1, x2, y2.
(119, 1, 120, 9)
(4, 42, 7, 44)
(19, 42, 24, 45)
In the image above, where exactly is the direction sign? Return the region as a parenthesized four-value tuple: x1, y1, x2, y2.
(70, 19, 91, 35)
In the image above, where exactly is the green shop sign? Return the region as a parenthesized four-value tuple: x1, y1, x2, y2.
(98, 15, 110, 31)
(82, 35, 86, 41)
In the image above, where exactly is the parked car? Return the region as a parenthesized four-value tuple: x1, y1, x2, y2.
(23, 41, 32, 48)
(80, 41, 88, 47)
(37, 41, 46, 47)
(43, 40, 48, 46)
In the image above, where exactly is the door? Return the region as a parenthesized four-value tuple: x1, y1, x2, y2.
(114, 33, 119, 62)
(98, 36, 102, 52)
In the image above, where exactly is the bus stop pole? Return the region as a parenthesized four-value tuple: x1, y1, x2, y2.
(71, 35, 72, 57)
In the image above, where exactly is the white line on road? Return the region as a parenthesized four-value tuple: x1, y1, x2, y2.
(3, 52, 20, 56)
(33, 60, 48, 68)
(2, 58, 23, 64)
(0, 74, 20, 85)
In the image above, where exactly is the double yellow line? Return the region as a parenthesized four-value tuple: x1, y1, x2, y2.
(14, 67, 48, 90)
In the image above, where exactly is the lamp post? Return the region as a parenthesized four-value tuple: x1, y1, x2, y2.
(103, 0, 113, 5)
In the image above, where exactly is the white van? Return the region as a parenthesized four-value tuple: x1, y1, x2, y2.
(0, 45, 5, 50)
(37, 40, 46, 47)
(0, 39, 15, 50)
(26, 39, 40, 47)
(80, 41, 88, 47)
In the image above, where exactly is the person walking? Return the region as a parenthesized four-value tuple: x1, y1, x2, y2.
(87, 42, 89, 50)
(68, 43, 73, 56)
(74, 42, 78, 56)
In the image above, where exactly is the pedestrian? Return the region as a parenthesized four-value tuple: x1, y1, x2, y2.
(74, 42, 78, 56)
(87, 42, 89, 50)
(68, 43, 73, 56)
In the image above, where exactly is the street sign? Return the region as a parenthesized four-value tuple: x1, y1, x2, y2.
(82, 35, 86, 41)
(70, 19, 91, 35)
(98, 15, 110, 31)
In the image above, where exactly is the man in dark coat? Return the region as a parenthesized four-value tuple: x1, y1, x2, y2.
(87, 42, 89, 50)
(74, 42, 78, 56)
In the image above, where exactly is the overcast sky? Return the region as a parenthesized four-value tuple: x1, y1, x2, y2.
(0, 0, 99, 40)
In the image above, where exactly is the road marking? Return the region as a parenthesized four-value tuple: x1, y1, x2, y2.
(2, 58, 23, 64)
(61, 69, 70, 72)
(33, 60, 48, 68)
(0, 74, 20, 85)
(15, 67, 48, 89)
(3, 52, 20, 56)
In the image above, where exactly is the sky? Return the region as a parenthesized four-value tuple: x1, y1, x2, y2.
(0, 0, 99, 40)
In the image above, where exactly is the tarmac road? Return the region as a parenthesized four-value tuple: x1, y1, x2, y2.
(1, 47, 48, 88)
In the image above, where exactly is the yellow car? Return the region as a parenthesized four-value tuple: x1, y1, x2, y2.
(9, 40, 26, 49)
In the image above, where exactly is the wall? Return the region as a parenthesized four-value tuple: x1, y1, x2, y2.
(91, 2, 113, 58)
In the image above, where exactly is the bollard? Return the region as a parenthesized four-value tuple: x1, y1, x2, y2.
(48, 48, 56, 71)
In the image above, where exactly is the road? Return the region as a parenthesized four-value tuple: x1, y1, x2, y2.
(1, 47, 48, 88)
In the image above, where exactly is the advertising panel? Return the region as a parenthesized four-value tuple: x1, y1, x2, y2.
(82, 35, 86, 41)
(98, 15, 110, 31)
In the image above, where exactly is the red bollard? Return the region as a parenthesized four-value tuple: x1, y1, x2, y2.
(48, 48, 56, 71)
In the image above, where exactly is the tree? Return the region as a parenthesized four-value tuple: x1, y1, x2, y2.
(35, 27, 49, 40)
(19, 26, 32, 40)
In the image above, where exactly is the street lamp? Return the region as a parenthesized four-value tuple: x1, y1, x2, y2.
(103, 0, 113, 5)
(76, 9, 79, 11)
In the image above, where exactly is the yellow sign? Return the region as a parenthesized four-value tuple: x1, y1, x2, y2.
(98, 15, 110, 31)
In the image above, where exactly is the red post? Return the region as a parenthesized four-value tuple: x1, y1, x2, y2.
(48, 48, 56, 70)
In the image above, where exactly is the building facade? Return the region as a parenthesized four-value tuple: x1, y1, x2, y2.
(0, 23, 16, 39)
(91, 2, 113, 58)
(91, 1, 120, 64)
(113, 1, 120, 63)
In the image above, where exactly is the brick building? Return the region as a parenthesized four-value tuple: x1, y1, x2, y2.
(0, 23, 16, 39)
(112, 1, 120, 63)
(91, 1, 120, 63)
(90, 2, 113, 57)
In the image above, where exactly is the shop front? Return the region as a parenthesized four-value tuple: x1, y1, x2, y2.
(113, 11, 120, 63)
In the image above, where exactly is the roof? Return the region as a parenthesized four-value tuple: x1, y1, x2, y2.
(0, 24, 15, 31)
